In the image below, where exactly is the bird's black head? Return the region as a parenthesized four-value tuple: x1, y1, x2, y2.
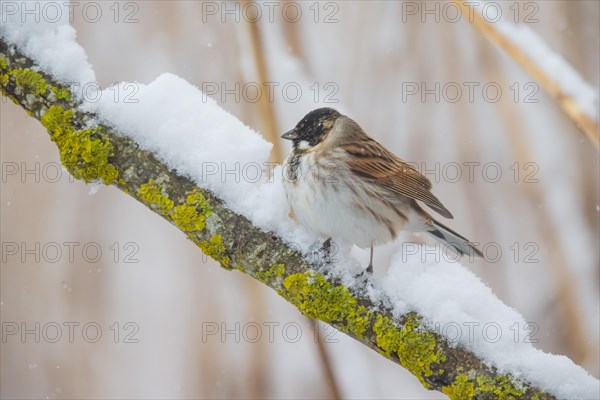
(281, 108, 341, 147)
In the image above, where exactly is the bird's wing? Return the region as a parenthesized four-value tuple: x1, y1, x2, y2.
(342, 139, 454, 219)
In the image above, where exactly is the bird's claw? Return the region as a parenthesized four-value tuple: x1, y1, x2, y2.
(354, 265, 373, 279)
(320, 238, 334, 265)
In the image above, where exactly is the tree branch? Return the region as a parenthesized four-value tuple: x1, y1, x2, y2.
(0, 38, 557, 399)
(453, 1, 599, 149)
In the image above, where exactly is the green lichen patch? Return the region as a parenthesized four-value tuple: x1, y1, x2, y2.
(441, 371, 526, 399)
(10, 68, 48, 96)
(198, 234, 231, 269)
(443, 374, 475, 399)
(139, 179, 175, 214)
(41, 105, 119, 184)
(269, 263, 286, 278)
(51, 86, 71, 101)
(475, 374, 525, 398)
(255, 263, 286, 282)
(172, 191, 211, 232)
(139, 182, 212, 231)
(373, 313, 445, 387)
(172, 203, 205, 231)
(281, 271, 372, 338)
(0, 55, 8, 85)
(137, 181, 228, 267)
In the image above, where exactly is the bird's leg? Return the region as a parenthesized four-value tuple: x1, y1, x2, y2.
(355, 243, 375, 278)
(366, 243, 374, 274)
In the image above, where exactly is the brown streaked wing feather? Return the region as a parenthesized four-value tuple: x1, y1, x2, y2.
(343, 139, 454, 219)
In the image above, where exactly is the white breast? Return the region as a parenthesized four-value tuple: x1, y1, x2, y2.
(282, 151, 410, 248)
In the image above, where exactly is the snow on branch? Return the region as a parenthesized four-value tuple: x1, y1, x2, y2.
(1, 33, 598, 399)
(454, 1, 600, 148)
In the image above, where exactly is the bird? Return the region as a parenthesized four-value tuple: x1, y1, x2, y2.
(281, 107, 483, 273)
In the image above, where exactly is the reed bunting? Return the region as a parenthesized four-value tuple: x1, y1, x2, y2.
(281, 108, 483, 272)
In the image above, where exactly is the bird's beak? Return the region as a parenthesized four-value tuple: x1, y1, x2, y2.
(281, 129, 299, 141)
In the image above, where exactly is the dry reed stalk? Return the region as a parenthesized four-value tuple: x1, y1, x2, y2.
(453, 1, 599, 149)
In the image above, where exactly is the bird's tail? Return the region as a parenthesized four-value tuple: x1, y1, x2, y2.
(425, 219, 483, 258)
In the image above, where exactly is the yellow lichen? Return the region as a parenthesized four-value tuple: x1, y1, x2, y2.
(40, 105, 119, 184)
(139, 179, 174, 214)
(51, 86, 71, 101)
(256, 263, 286, 282)
(0, 55, 7, 85)
(137, 182, 227, 267)
(10, 68, 48, 96)
(172, 191, 211, 232)
(373, 313, 445, 387)
(281, 271, 372, 338)
(443, 374, 475, 399)
(198, 234, 231, 268)
(475, 375, 524, 398)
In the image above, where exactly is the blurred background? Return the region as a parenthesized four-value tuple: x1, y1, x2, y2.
(1, 1, 598, 399)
